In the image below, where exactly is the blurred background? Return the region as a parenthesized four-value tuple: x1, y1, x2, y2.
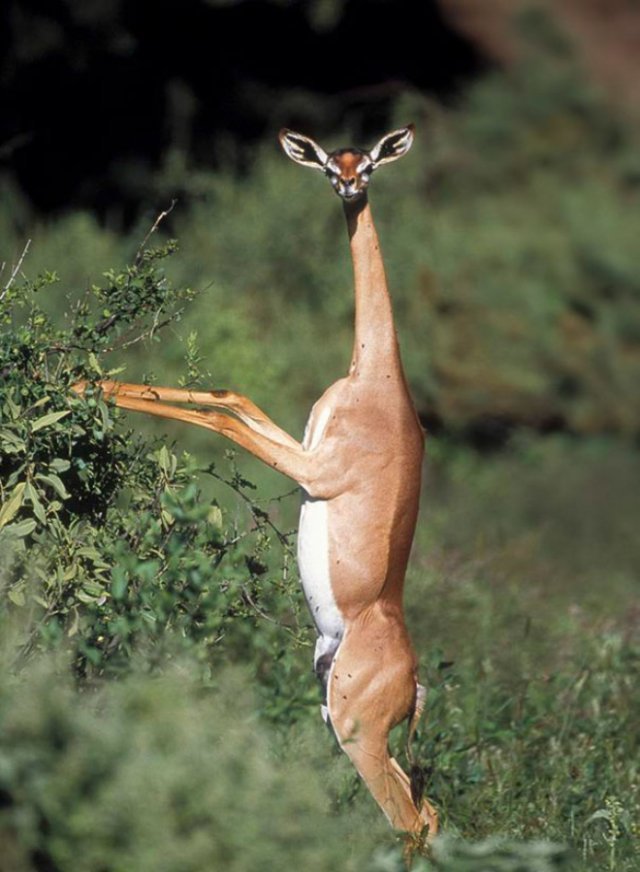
(1, 2, 640, 868)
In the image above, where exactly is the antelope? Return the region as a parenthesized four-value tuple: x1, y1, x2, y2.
(73, 125, 438, 838)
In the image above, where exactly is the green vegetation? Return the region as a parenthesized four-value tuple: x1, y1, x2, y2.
(1, 41, 639, 871)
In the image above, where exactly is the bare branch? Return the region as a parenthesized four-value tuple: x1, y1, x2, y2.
(134, 200, 177, 265)
(1, 239, 32, 301)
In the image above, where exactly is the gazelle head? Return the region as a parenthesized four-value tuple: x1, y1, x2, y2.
(279, 125, 415, 201)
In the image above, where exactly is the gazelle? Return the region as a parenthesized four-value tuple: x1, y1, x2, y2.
(73, 125, 438, 838)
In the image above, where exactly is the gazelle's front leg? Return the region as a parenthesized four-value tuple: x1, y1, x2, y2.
(72, 381, 348, 499)
(73, 379, 298, 449)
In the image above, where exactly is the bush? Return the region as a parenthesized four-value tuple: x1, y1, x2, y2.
(0, 236, 309, 698)
(0, 660, 378, 872)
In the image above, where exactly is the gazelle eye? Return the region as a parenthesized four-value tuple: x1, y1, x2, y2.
(329, 175, 339, 187)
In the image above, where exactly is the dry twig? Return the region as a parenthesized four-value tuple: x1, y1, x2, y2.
(134, 200, 176, 265)
(0, 239, 32, 302)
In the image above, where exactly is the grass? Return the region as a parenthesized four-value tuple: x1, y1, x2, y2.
(403, 435, 640, 869)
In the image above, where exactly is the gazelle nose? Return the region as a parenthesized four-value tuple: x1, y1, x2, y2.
(346, 177, 356, 185)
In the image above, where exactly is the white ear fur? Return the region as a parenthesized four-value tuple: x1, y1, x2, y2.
(369, 125, 415, 168)
(279, 129, 328, 170)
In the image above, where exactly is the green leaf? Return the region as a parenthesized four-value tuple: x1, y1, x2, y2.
(76, 546, 110, 569)
(25, 482, 46, 524)
(76, 546, 103, 561)
(4, 391, 21, 420)
(67, 608, 80, 638)
(0, 429, 27, 451)
(88, 351, 102, 375)
(158, 445, 172, 475)
(63, 564, 78, 582)
(30, 395, 51, 411)
(207, 505, 223, 529)
(31, 410, 71, 432)
(105, 365, 126, 377)
(2, 518, 37, 538)
(82, 579, 107, 597)
(36, 473, 70, 500)
(586, 808, 613, 824)
(76, 590, 103, 604)
(8, 588, 26, 607)
(97, 400, 111, 433)
(50, 458, 71, 473)
(0, 482, 26, 528)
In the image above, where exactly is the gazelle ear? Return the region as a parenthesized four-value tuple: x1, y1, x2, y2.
(369, 125, 415, 168)
(279, 129, 329, 170)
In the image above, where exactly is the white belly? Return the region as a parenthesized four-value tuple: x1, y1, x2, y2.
(297, 496, 344, 641)
(298, 400, 345, 644)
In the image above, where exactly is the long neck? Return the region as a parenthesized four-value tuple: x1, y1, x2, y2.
(344, 194, 402, 378)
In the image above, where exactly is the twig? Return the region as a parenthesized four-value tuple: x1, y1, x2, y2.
(134, 200, 176, 266)
(1, 238, 31, 301)
(205, 464, 297, 553)
(256, 487, 299, 506)
(240, 583, 303, 640)
(104, 309, 185, 353)
(241, 584, 279, 624)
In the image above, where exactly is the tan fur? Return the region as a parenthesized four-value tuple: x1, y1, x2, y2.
(72, 158, 437, 838)
(333, 151, 363, 181)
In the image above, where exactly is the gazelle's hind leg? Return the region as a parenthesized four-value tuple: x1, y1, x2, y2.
(406, 682, 426, 769)
(326, 617, 438, 837)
